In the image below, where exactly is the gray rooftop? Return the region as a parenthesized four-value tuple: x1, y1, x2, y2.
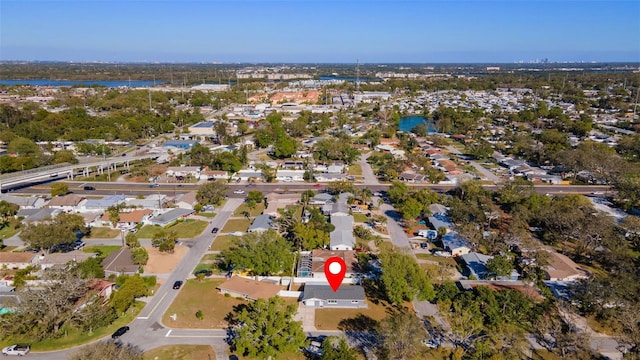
(302, 284, 365, 301)
(150, 208, 194, 224)
(248, 214, 273, 232)
(84, 194, 126, 209)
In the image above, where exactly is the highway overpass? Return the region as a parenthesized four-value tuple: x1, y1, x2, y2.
(0, 154, 158, 192)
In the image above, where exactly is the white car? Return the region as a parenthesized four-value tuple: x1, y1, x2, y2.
(2, 344, 30, 356)
(233, 189, 245, 194)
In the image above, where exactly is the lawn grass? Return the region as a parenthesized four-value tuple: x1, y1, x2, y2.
(197, 212, 217, 218)
(163, 279, 246, 329)
(531, 350, 562, 360)
(144, 345, 216, 360)
(167, 220, 208, 238)
(233, 202, 265, 217)
(222, 219, 251, 233)
(210, 235, 238, 252)
(0, 220, 22, 239)
(83, 245, 122, 258)
(315, 299, 393, 330)
(4, 301, 144, 351)
(86, 227, 120, 238)
(352, 213, 369, 223)
(137, 225, 163, 238)
(348, 164, 362, 176)
(415, 253, 457, 267)
(0, 246, 17, 252)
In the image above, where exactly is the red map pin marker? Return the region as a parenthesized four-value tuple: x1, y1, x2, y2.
(324, 256, 346, 292)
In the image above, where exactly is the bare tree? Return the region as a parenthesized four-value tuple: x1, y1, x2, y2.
(69, 341, 143, 360)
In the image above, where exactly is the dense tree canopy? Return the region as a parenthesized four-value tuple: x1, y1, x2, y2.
(222, 229, 294, 276)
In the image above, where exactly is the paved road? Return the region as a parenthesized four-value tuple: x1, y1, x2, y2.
(357, 151, 380, 186)
(27, 198, 244, 359)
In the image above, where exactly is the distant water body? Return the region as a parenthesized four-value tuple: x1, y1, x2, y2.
(398, 116, 436, 133)
(0, 79, 160, 87)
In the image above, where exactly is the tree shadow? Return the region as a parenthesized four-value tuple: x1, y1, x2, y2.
(361, 278, 388, 305)
(338, 313, 378, 332)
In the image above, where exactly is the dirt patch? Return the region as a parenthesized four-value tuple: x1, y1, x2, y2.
(144, 245, 188, 275)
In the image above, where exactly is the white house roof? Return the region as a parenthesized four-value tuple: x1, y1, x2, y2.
(330, 215, 355, 249)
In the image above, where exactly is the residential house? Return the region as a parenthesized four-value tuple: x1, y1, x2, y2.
(460, 252, 519, 281)
(216, 277, 281, 301)
(148, 208, 195, 227)
(102, 248, 140, 276)
(77, 212, 103, 228)
(315, 173, 347, 182)
(35, 251, 97, 270)
(17, 208, 61, 224)
(0, 252, 37, 269)
(441, 232, 471, 256)
(264, 193, 300, 218)
(428, 213, 454, 233)
(101, 209, 153, 229)
(275, 170, 305, 182)
(173, 192, 198, 210)
(235, 170, 265, 182)
(330, 215, 355, 251)
(81, 195, 126, 211)
(310, 193, 333, 205)
(544, 250, 589, 282)
(126, 194, 167, 210)
(163, 140, 198, 150)
(0, 194, 45, 209)
(200, 169, 228, 181)
(166, 166, 201, 178)
(85, 278, 115, 303)
(47, 194, 85, 212)
(302, 284, 366, 308)
(248, 215, 273, 233)
(310, 250, 357, 279)
(399, 171, 427, 183)
(326, 161, 346, 174)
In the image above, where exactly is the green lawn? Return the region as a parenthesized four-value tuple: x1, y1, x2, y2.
(0, 246, 17, 252)
(83, 245, 122, 258)
(137, 225, 162, 238)
(1, 301, 144, 351)
(210, 235, 238, 252)
(415, 253, 457, 267)
(348, 164, 362, 176)
(0, 220, 22, 239)
(86, 227, 120, 238)
(233, 202, 265, 217)
(167, 220, 208, 238)
(197, 212, 216, 218)
(163, 279, 246, 329)
(352, 213, 369, 223)
(222, 219, 251, 233)
(144, 345, 216, 360)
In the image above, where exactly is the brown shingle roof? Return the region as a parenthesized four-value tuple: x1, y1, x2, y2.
(101, 209, 153, 223)
(0, 252, 36, 263)
(101, 248, 139, 274)
(217, 277, 281, 301)
(48, 194, 84, 207)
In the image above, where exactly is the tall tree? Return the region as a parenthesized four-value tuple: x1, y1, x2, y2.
(379, 249, 435, 304)
(222, 229, 294, 276)
(232, 296, 306, 358)
(196, 180, 229, 206)
(378, 311, 426, 360)
(69, 341, 143, 360)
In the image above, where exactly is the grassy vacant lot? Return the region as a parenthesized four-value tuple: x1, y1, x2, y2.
(167, 220, 208, 238)
(415, 253, 457, 267)
(163, 279, 246, 329)
(137, 225, 162, 238)
(348, 164, 362, 176)
(197, 212, 216, 218)
(233, 202, 265, 217)
(2, 301, 144, 351)
(86, 227, 120, 238)
(210, 235, 238, 252)
(83, 245, 121, 258)
(222, 219, 251, 233)
(144, 345, 216, 360)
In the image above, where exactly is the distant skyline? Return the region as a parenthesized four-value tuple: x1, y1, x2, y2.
(1, 1, 639, 63)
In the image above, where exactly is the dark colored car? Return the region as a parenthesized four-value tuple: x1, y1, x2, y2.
(111, 326, 130, 339)
(83, 185, 95, 191)
(172, 280, 183, 289)
(420, 242, 429, 249)
(211, 227, 219, 234)
(194, 269, 213, 277)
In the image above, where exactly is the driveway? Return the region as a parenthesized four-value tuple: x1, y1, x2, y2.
(357, 151, 380, 186)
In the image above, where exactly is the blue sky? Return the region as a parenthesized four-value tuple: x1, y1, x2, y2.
(1, 0, 639, 63)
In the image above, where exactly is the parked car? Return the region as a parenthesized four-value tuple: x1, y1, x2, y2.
(211, 227, 219, 234)
(149, 183, 160, 188)
(2, 344, 30, 356)
(233, 189, 245, 194)
(194, 269, 213, 277)
(72, 240, 86, 250)
(111, 326, 130, 339)
(172, 280, 183, 289)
